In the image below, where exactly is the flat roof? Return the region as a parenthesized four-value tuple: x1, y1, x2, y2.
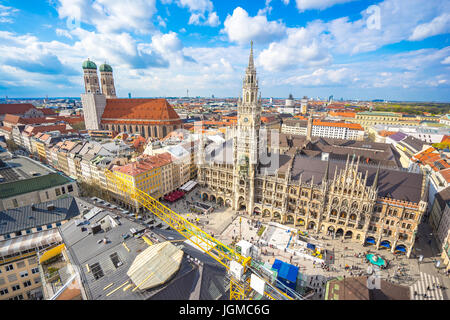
(0, 197, 81, 235)
(0, 156, 54, 183)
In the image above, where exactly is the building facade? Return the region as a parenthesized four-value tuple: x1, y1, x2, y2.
(80, 60, 182, 138)
(349, 112, 421, 129)
(0, 197, 81, 300)
(281, 119, 365, 141)
(197, 44, 427, 257)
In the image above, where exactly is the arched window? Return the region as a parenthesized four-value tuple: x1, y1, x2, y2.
(246, 92, 250, 103)
(162, 126, 167, 138)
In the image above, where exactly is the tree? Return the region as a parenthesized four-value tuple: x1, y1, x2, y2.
(71, 122, 86, 131)
(5, 139, 19, 152)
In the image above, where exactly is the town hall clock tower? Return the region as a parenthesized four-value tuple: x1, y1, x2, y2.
(233, 41, 262, 214)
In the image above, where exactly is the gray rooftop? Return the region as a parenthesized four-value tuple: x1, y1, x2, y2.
(0, 155, 54, 183)
(60, 207, 228, 300)
(0, 196, 81, 235)
(399, 136, 427, 154)
(290, 156, 424, 203)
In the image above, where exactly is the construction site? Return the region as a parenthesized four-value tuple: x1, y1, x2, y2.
(35, 171, 306, 301)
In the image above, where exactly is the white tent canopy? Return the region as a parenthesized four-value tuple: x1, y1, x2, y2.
(180, 180, 198, 192)
(0, 229, 62, 257)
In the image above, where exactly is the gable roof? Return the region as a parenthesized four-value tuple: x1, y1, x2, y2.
(0, 104, 36, 115)
(101, 99, 182, 125)
(290, 156, 424, 203)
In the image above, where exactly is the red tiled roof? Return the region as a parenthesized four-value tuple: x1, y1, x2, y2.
(23, 124, 68, 136)
(0, 126, 12, 133)
(132, 135, 147, 149)
(378, 130, 396, 137)
(261, 115, 278, 123)
(101, 99, 181, 125)
(113, 152, 172, 177)
(412, 147, 450, 175)
(39, 108, 57, 115)
(329, 111, 356, 118)
(313, 120, 363, 130)
(3, 114, 50, 125)
(441, 168, 450, 183)
(0, 103, 36, 115)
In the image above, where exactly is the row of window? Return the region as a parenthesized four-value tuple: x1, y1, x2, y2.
(2, 222, 62, 240)
(0, 278, 39, 297)
(11, 185, 74, 208)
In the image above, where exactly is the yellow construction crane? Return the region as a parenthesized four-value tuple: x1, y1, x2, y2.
(105, 169, 298, 300)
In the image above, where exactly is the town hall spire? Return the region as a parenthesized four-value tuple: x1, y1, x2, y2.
(248, 40, 255, 70)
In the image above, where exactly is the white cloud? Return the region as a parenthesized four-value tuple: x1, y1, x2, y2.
(151, 31, 182, 54)
(205, 11, 220, 27)
(177, 0, 213, 13)
(258, 0, 273, 16)
(295, 0, 357, 11)
(188, 11, 220, 27)
(0, 4, 19, 23)
(56, 0, 157, 34)
(56, 28, 73, 39)
(157, 16, 167, 28)
(283, 67, 354, 86)
(258, 22, 331, 71)
(222, 7, 286, 45)
(441, 56, 450, 64)
(409, 13, 450, 41)
(259, 0, 450, 59)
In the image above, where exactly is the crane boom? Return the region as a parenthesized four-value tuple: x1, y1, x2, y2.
(105, 169, 296, 300)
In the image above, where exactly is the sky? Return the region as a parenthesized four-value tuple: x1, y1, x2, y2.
(0, 0, 449, 101)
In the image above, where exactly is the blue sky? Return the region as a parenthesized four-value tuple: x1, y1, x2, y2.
(0, 0, 449, 101)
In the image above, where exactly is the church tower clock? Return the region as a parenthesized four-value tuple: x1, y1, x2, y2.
(233, 41, 262, 214)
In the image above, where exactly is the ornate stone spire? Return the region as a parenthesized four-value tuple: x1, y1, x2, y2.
(373, 162, 381, 190)
(323, 156, 330, 183)
(248, 40, 255, 70)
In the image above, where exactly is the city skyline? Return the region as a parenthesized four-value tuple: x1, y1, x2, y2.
(0, 0, 449, 101)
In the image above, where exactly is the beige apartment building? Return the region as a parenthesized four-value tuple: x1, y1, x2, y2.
(348, 112, 421, 129)
(0, 156, 78, 211)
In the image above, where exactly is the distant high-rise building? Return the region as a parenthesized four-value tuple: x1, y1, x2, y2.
(285, 94, 295, 107)
(301, 96, 308, 114)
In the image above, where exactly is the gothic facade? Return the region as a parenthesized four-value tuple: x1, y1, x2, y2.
(197, 44, 427, 257)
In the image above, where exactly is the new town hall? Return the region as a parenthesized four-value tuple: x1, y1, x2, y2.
(197, 44, 427, 257)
